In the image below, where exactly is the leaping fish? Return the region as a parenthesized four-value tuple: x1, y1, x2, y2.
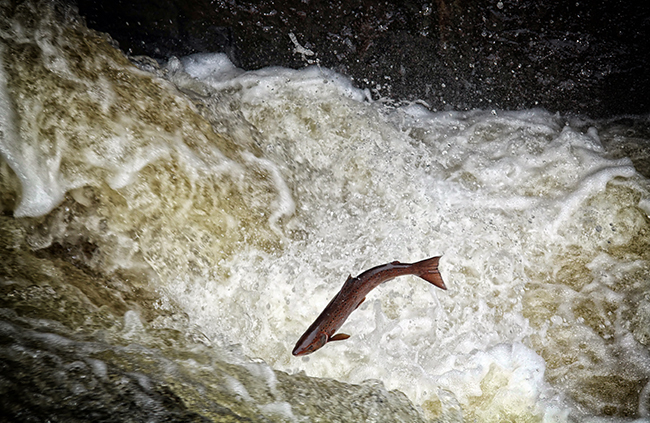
(292, 256, 446, 356)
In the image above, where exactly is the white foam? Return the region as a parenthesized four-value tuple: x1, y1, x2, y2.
(181, 53, 244, 82)
(549, 163, 636, 234)
(224, 374, 253, 401)
(5, 31, 647, 418)
(243, 361, 279, 393)
(157, 55, 650, 421)
(258, 401, 297, 422)
(0, 45, 64, 217)
(180, 53, 366, 104)
(241, 152, 295, 234)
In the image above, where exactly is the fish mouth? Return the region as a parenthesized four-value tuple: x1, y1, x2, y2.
(292, 343, 313, 356)
(292, 347, 307, 356)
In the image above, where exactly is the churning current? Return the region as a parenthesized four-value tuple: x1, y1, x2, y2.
(1, 2, 649, 422)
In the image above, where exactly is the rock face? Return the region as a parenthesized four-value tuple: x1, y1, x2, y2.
(71, 0, 649, 118)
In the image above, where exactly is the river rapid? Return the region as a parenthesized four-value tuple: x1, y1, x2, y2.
(1, 2, 650, 422)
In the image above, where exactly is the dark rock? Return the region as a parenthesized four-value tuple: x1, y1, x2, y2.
(70, 0, 650, 117)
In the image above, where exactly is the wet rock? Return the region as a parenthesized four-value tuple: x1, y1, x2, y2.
(70, 0, 650, 118)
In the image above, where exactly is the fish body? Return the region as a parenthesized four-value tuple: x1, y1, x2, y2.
(292, 256, 445, 356)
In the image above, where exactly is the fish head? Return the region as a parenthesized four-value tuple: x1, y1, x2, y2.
(292, 331, 328, 356)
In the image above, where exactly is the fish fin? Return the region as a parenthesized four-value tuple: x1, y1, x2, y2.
(328, 333, 350, 342)
(355, 297, 366, 309)
(413, 256, 447, 290)
(345, 274, 354, 283)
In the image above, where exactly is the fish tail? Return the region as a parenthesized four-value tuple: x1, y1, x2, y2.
(412, 256, 446, 290)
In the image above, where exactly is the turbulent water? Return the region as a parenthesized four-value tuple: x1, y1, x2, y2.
(1, 1, 650, 422)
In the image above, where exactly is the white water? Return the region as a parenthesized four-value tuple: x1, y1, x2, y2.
(164, 54, 649, 421)
(2, 8, 650, 418)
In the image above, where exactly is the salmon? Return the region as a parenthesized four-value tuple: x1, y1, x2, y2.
(292, 256, 446, 356)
